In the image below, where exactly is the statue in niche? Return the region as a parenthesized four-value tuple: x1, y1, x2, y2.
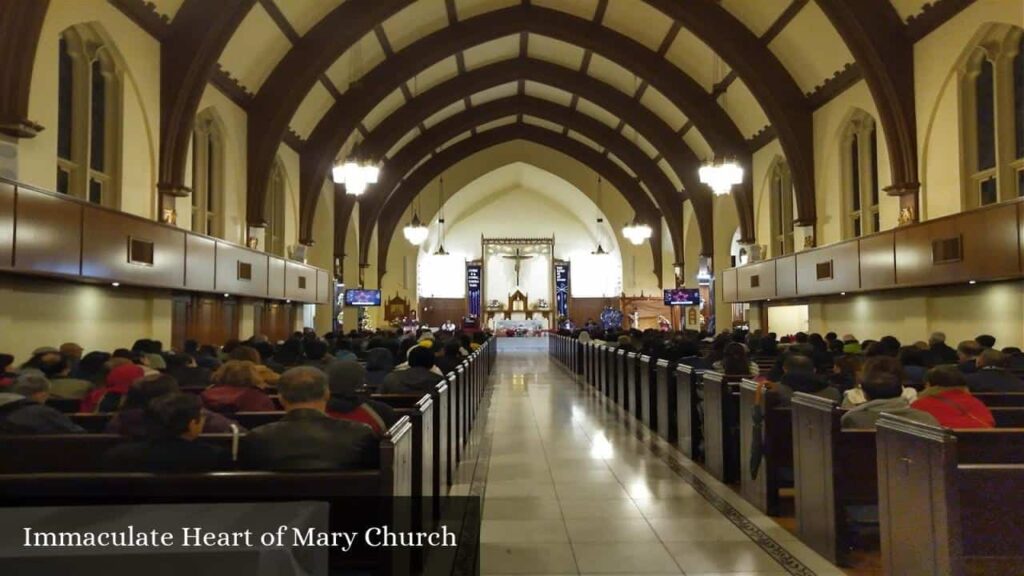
(898, 206, 915, 226)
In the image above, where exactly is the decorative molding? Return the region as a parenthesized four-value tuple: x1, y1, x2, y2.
(211, 64, 254, 109)
(283, 128, 306, 153)
(747, 125, 777, 152)
(107, 0, 170, 40)
(807, 62, 863, 110)
(907, 0, 978, 42)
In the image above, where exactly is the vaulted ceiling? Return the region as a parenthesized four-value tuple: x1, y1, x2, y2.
(87, 0, 960, 274)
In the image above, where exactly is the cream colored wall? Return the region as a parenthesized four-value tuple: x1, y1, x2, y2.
(713, 193, 740, 329)
(767, 304, 810, 337)
(752, 138, 784, 256)
(378, 141, 665, 317)
(0, 276, 172, 362)
(308, 181, 336, 333)
(915, 0, 1024, 220)
(808, 281, 1024, 348)
(21, 0, 161, 219)
(811, 80, 896, 246)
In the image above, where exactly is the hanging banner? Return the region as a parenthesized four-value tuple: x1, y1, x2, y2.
(554, 262, 570, 317)
(466, 263, 482, 317)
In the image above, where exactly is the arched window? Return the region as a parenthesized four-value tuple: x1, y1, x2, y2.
(56, 24, 122, 207)
(264, 157, 287, 256)
(191, 109, 224, 237)
(768, 159, 794, 256)
(961, 25, 1024, 206)
(840, 110, 879, 238)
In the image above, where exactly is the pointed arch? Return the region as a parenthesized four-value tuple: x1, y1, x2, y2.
(191, 106, 226, 237)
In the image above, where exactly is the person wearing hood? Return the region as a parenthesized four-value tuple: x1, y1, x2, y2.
(0, 374, 85, 433)
(80, 362, 145, 413)
(912, 365, 995, 428)
(325, 361, 397, 436)
(381, 346, 445, 395)
(201, 361, 276, 413)
(842, 356, 917, 409)
(364, 348, 395, 389)
(435, 339, 463, 376)
(841, 373, 938, 430)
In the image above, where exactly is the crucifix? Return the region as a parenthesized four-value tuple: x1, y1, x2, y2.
(502, 248, 534, 286)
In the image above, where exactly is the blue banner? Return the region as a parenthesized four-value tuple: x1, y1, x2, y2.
(554, 262, 569, 317)
(466, 263, 482, 317)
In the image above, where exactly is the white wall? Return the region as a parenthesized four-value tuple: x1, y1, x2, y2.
(768, 304, 810, 337)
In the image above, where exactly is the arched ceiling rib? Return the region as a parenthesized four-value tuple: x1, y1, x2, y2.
(296, 4, 750, 245)
(351, 58, 714, 252)
(356, 96, 684, 266)
(245, 0, 411, 225)
(118, 0, 954, 255)
(372, 123, 665, 286)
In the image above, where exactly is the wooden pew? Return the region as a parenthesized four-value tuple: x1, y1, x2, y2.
(876, 414, 1024, 576)
(613, 349, 626, 407)
(618, 350, 634, 412)
(638, 355, 656, 431)
(702, 372, 745, 483)
(791, 394, 1024, 566)
(0, 418, 414, 575)
(976, 392, 1024, 406)
(654, 359, 676, 443)
(674, 364, 704, 460)
(738, 379, 792, 516)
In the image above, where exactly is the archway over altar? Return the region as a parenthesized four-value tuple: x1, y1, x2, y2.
(414, 162, 625, 329)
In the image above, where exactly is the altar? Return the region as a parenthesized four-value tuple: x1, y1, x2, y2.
(481, 237, 556, 331)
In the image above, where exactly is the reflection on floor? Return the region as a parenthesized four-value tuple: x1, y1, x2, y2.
(470, 337, 847, 576)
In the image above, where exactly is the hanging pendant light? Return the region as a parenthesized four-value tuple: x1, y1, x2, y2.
(332, 155, 380, 196)
(403, 212, 428, 245)
(699, 157, 743, 196)
(331, 40, 380, 196)
(592, 176, 609, 255)
(622, 215, 653, 245)
(433, 176, 449, 256)
(403, 188, 428, 246)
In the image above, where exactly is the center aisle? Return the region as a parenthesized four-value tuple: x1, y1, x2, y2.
(472, 337, 843, 576)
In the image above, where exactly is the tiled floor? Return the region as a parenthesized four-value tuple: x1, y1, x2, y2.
(472, 337, 845, 576)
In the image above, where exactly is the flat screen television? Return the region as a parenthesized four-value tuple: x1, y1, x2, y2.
(663, 288, 701, 306)
(344, 289, 382, 307)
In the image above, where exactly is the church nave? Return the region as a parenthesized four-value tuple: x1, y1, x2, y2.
(473, 338, 840, 576)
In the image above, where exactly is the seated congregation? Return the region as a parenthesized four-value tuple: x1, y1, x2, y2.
(0, 330, 488, 474)
(556, 326, 1024, 572)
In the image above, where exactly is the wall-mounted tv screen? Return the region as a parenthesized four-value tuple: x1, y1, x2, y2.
(663, 288, 701, 306)
(344, 289, 382, 307)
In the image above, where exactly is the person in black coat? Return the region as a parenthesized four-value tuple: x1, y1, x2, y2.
(929, 332, 959, 364)
(0, 374, 84, 434)
(104, 393, 230, 472)
(240, 367, 378, 471)
(966, 349, 1024, 393)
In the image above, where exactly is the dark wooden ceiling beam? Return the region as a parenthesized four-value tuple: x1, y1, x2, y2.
(906, 0, 976, 42)
(361, 96, 683, 267)
(373, 123, 665, 286)
(0, 0, 50, 138)
(246, 0, 411, 228)
(816, 0, 920, 216)
(644, 0, 811, 233)
(331, 58, 714, 255)
(297, 5, 748, 243)
(157, 0, 256, 197)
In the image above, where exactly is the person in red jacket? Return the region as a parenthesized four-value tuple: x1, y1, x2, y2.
(911, 365, 995, 429)
(80, 362, 145, 413)
(201, 360, 276, 413)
